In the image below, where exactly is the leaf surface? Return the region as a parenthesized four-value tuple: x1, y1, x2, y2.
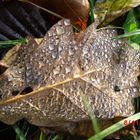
(0, 19, 140, 131)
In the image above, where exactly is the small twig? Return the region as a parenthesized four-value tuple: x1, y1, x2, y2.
(96, 26, 124, 32)
(19, 0, 63, 19)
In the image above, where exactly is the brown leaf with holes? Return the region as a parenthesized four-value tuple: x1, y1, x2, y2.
(0, 19, 140, 134)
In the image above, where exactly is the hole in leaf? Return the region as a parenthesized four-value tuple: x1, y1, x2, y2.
(0, 94, 2, 100)
(137, 75, 140, 82)
(0, 90, 2, 100)
(114, 85, 120, 92)
(11, 90, 19, 96)
(20, 87, 33, 95)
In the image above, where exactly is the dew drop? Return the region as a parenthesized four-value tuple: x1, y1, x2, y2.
(95, 52, 98, 57)
(90, 75, 96, 82)
(56, 26, 65, 35)
(106, 29, 110, 34)
(58, 46, 63, 52)
(133, 88, 137, 93)
(64, 19, 70, 26)
(82, 46, 89, 54)
(48, 31, 52, 37)
(105, 54, 108, 58)
(96, 78, 100, 84)
(55, 39, 59, 45)
(8, 75, 13, 82)
(38, 61, 45, 68)
(53, 66, 60, 75)
(74, 45, 78, 50)
(52, 52, 58, 59)
(65, 66, 71, 74)
(112, 42, 116, 47)
(69, 48, 74, 56)
(118, 72, 122, 77)
(49, 44, 55, 50)
(101, 52, 104, 56)
(118, 40, 122, 44)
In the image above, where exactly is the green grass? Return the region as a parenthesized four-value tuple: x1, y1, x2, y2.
(12, 124, 27, 140)
(113, 9, 140, 50)
(81, 94, 100, 135)
(88, 0, 95, 24)
(88, 113, 140, 140)
(0, 38, 27, 48)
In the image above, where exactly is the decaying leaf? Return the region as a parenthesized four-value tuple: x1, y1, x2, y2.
(95, 0, 140, 26)
(0, 44, 21, 67)
(23, 0, 89, 29)
(0, 19, 140, 134)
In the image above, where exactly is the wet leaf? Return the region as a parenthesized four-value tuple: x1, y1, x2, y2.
(0, 19, 140, 135)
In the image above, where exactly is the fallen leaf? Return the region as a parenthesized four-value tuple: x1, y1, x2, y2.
(0, 19, 140, 134)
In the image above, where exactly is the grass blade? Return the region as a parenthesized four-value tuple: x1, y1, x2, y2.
(88, 112, 140, 140)
(113, 29, 140, 39)
(81, 94, 100, 134)
(12, 124, 27, 140)
(89, 0, 95, 24)
(39, 131, 46, 140)
(0, 38, 27, 48)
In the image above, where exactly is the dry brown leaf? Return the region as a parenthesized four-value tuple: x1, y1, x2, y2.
(0, 19, 140, 133)
(95, 0, 140, 26)
(24, 0, 89, 29)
